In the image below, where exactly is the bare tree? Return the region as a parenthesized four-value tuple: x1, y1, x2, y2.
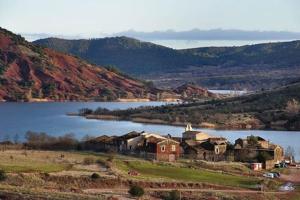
(285, 146, 295, 158)
(13, 133, 19, 144)
(286, 99, 300, 114)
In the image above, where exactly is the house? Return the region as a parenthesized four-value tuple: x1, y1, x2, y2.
(120, 131, 180, 162)
(140, 135, 180, 162)
(83, 135, 118, 152)
(234, 136, 284, 169)
(182, 137, 228, 161)
(115, 131, 141, 152)
(181, 124, 229, 161)
(182, 123, 212, 141)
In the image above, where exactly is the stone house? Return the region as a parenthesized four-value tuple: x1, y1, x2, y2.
(181, 124, 229, 161)
(115, 131, 141, 152)
(138, 136, 180, 162)
(182, 137, 228, 161)
(234, 136, 284, 169)
(82, 135, 118, 152)
(182, 123, 212, 141)
(118, 131, 180, 162)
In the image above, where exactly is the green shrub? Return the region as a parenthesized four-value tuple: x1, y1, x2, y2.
(83, 157, 95, 165)
(107, 155, 115, 162)
(164, 190, 180, 200)
(91, 173, 100, 179)
(0, 170, 7, 181)
(128, 185, 144, 197)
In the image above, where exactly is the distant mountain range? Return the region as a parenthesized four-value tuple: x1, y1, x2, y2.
(113, 29, 300, 41)
(34, 37, 300, 90)
(22, 29, 300, 42)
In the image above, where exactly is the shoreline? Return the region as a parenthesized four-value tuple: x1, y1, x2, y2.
(0, 99, 180, 103)
(72, 113, 298, 131)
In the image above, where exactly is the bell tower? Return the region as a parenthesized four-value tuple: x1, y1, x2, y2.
(185, 123, 193, 131)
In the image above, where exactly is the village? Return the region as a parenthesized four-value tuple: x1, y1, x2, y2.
(0, 124, 300, 199)
(83, 123, 292, 172)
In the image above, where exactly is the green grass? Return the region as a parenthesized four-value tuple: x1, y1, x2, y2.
(0, 150, 97, 173)
(0, 184, 105, 200)
(0, 163, 69, 173)
(116, 160, 260, 189)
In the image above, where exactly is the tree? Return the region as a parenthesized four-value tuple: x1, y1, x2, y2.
(91, 173, 100, 179)
(247, 135, 258, 146)
(257, 152, 272, 163)
(0, 170, 7, 181)
(285, 146, 295, 158)
(79, 108, 93, 116)
(286, 99, 300, 114)
(128, 185, 144, 197)
(13, 133, 19, 144)
(164, 190, 180, 200)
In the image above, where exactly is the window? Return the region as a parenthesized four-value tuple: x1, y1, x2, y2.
(161, 145, 166, 152)
(171, 145, 176, 151)
(215, 146, 219, 154)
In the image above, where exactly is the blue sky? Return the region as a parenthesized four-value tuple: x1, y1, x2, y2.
(0, 0, 299, 35)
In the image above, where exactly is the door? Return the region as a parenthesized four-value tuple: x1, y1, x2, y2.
(169, 154, 175, 162)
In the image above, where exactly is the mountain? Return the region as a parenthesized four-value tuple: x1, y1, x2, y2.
(33, 37, 198, 75)
(113, 29, 300, 41)
(34, 37, 300, 90)
(23, 29, 300, 42)
(86, 81, 300, 130)
(173, 83, 218, 99)
(0, 27, 160, 101)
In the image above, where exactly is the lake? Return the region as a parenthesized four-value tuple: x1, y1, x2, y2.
(0, 102, 299, 161)
(150, 39, 294, 49)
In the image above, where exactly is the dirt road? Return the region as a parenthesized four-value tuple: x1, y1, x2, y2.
(83, 188, 287, 195)
(280, 168, 300, 183)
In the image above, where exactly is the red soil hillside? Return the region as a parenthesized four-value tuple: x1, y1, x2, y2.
(0, 27, 158, 101)
(174, 83, 218, 99)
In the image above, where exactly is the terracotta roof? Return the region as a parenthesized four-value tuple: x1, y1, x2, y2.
(119, 131, 141, 140)
(208, 137, 227, 145)
(146, 136, 165, 144)
(183, 131, 204, 134)
(89, 135, 115, 143)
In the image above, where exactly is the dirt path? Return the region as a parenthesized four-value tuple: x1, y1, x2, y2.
(83, 188, 287, 195)
(280, 168, 300, 183)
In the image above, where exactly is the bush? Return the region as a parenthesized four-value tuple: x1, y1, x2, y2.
(91, 173, 100, 179)
(0, 170, 7, 181)
(164, 190, 180, 200)
(83, 157, 95, 165)
(107, 155, 115, 162)
(128, 185, 144, 197)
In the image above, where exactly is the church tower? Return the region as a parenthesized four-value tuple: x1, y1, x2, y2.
(185, 123, 193, 132)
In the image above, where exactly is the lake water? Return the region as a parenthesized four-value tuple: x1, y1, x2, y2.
(0, 102, 300, 161)
(150, 39, 294, 49)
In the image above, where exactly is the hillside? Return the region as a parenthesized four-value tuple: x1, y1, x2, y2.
(181, 40, 300, 67)
(34, 37, 300, 90)
(0, 27, 161, 101)
(33, 37, 198, 74)
(82, 81, 300, 130)
(173, 83, 218, 100)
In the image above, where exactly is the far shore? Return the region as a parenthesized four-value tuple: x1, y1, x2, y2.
(0, 98, 180, 103)
(69, 113, 287, 131)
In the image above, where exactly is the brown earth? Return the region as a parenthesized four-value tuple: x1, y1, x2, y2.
(0, 27, 160, 101)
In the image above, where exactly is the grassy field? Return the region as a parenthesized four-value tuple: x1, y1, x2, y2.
(0, 150, 261, 189)
(0, 150, 298, 199)
(116, 160, 260, 189)
(0, 150, 108, 173)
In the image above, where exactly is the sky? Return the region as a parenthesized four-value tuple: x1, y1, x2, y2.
(0, 0, 300, 36)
